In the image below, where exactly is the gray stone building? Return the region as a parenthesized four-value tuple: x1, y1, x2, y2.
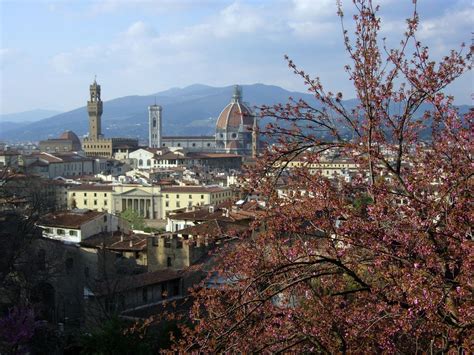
(39, 130, 82, 153)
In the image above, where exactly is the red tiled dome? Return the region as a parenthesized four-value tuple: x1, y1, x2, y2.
(216, 86, 254, 131)
(59, 130, 81, 150)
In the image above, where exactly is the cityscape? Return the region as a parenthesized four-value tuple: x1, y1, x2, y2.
(0, 0, 472, 353)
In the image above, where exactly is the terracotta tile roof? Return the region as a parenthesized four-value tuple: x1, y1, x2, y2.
(81, 231, 148, 251)
(169, 208, 235, 222)
(155, 152, 188, 160)
(69, 184, 114, 191)
(161, 185, 229, 193)
(216, 101, 254, 130)
(176, 219, 249, 238)
(38, 210, 105, 229)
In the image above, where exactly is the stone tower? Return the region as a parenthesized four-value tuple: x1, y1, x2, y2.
(87, 79, 103, 140)
(148, 104, 162, 148)
(252, 116, 259, 158)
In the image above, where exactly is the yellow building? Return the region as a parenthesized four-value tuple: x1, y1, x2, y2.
(67, 185, 114, 213)
(161, 185, 233, 217)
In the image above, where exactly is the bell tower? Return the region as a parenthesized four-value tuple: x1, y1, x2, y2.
(88, 78, 103, 140)
(148, 103, 162, 148)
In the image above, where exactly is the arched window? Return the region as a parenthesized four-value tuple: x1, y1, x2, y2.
(147, 159, 151, 166)
(138, 159, 143, 166)
(231, 133, 237, 138)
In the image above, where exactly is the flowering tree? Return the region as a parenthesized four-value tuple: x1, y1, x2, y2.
(177, 0, 472, 352)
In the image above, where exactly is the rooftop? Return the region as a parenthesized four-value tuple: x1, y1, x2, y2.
(38, 210, 106, 229)
(69, 184, 114, 192)
(161, 185, 229, 193)
(81, 231, 147, 251)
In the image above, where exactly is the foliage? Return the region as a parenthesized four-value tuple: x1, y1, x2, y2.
(0, 306, 37, 353)
(79, 317, 151, 355)
(119, 209, 146, 231)
(177, 1, 472, 353)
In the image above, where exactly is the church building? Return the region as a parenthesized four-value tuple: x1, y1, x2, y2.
(153, 85, 258, 157)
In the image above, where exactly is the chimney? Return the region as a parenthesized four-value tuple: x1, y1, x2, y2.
(129, 240, 133, 248)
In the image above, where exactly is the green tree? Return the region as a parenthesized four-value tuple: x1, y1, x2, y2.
(120, 209, 145, 231)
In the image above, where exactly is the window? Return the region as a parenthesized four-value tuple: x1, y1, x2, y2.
(167, 256, 172, 267)
(165, 194, 169, 198)
(207, 143, 211, 147)
(84, 199, 87, 205)
(192, 143, 196, 147)
(43, 228, 51, 234)
(188, 194, 192, 199)
(201, 195, 204, 199)
(164, 239, 171, 248)
(72, 193, 76, 197)
(176, 201, 180, 208)
(188, 201, 192, 207)
(139, 159, 143, 166)
(176, 240, 183, 249)
(165, 201, 169, 207)
(69, 230, 77, 236)
(94, 200, 97, 205)
(232, 133, 237, 138)
(57, 229, 65, 235)
(103, 215, 107, 222)
(84, 192, 87, 196)
(152, 237, 159, 246)
(147, 159, 151, 166)
(104, 200, 107, 206)
(94, 193, 97, 197)
(177, 143, 181, 147)
(176, 194, 180, 198)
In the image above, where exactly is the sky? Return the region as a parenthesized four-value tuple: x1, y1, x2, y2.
(0, 0, 472, 114)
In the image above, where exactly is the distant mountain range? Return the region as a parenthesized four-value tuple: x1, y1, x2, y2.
(0, 109, 62, 138)
(0, 84, 470, 143)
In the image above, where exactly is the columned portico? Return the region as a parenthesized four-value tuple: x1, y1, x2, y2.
(114, 188, 162, 220)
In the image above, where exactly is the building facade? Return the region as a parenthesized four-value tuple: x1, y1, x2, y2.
(215, 85, 256, 155)
(68, 185, 114, 213)
(161, 185, 232, 216)
(39, 130, 82, 153)
(149, 85, 258, 156)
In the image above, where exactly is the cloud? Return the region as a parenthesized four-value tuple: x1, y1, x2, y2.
(418, 7, 473, 42)
(0, 48, 23, 69)
(291, 0, 337, 19)
(124, 21, 157, 38)
(50, 46, 103, 75)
